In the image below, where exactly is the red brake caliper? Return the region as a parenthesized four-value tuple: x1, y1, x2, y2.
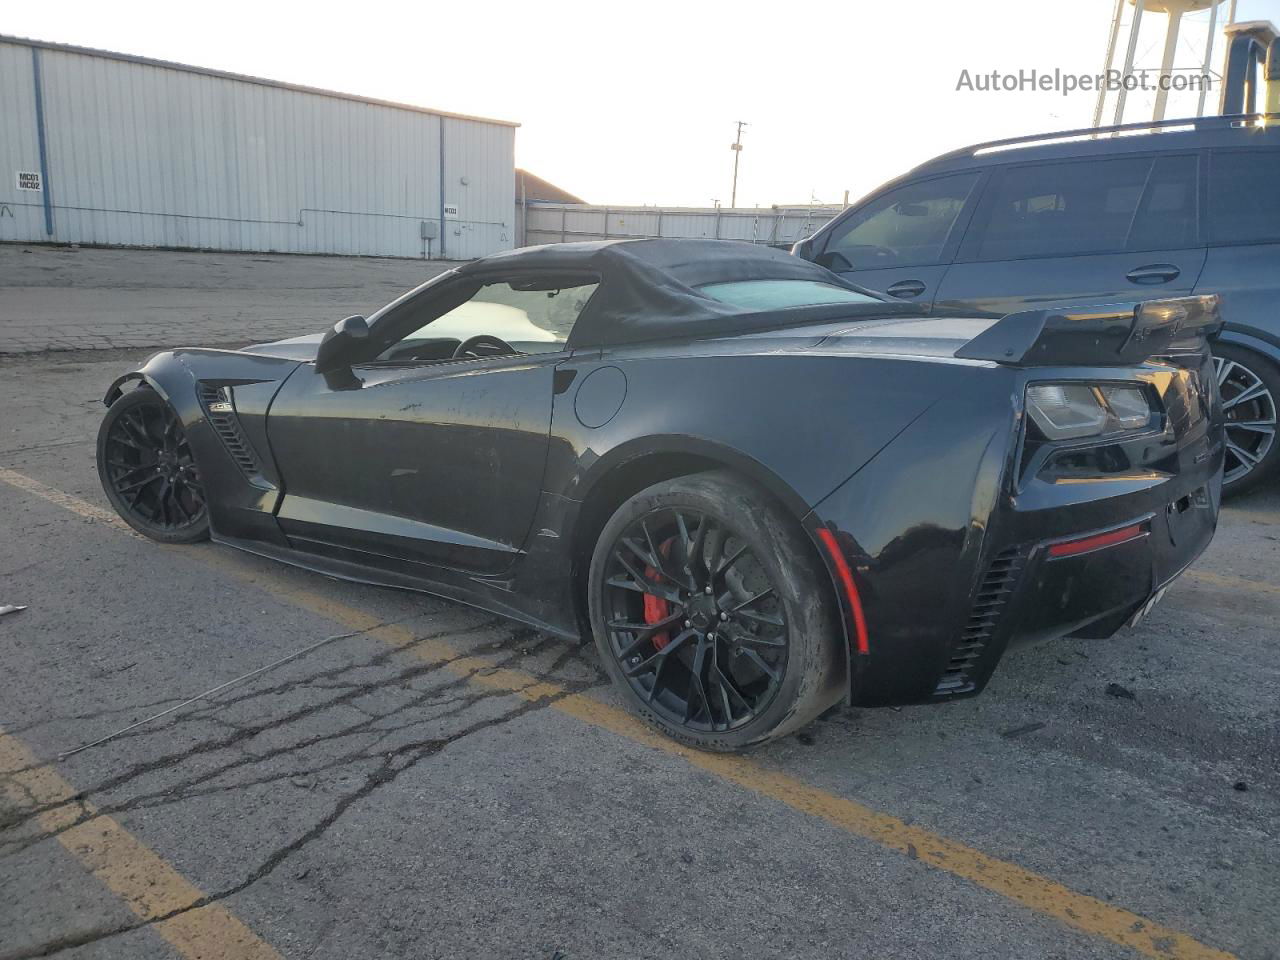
(643, 538, 676, 650)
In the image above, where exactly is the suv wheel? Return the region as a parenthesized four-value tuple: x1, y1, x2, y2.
(1213, 345, 1280, 497)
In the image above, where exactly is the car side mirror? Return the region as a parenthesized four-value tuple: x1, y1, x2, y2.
(815, 250, 854, 272)
(315, 315, 369, 375)
(792, 237, 816, 260)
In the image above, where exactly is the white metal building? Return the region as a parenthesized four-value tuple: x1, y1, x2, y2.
(0, 35, 517, 259)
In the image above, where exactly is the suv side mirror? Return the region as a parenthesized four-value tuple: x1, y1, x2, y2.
(815, 250, 854, 272)
(792, 237, 816, 260)
(315, 315, 369, 375)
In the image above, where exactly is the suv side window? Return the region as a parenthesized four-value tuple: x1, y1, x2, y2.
(1128, 155, 1199, 249)
(822, 173, 979, 270)
(972, 155, 1197, 260)
(1209, 149, 1280, 244)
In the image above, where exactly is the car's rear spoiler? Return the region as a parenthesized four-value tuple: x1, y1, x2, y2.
(954, 295, 1222, 366)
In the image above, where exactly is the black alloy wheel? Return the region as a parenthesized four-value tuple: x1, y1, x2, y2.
(602, 507, 788, 732)
(1213, 346, 1280, 497)
(97, 388, 210, 542)
(588, 471, 843, 750)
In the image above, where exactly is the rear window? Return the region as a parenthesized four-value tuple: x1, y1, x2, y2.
(978, 158, 1149, 259)
(698, 280, 880, 310)
(1209, 150, 1280, 244)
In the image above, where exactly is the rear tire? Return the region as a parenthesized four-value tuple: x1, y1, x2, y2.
(97, 388, 210, 543)
(587, 470, 844, 751)
(1213, 345, 1280, 498)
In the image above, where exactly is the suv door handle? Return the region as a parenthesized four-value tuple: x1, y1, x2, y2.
(1126, 263, 1181, 285)
(885, 279, 927, 299)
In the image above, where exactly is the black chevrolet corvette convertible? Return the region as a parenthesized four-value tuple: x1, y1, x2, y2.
(97, 239, 1224, 749)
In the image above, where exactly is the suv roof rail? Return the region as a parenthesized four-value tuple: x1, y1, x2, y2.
(925, 113, 1277, 167)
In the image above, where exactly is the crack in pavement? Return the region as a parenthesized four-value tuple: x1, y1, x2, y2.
(0, 568, 605, 957)
(0, 685, 580, 960)
(7, 651, 574, 852)
(0, 612, 483, 774)
(0, 620, 560, 835)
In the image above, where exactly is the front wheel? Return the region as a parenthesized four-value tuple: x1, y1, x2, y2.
(97, 387, 210, 543)
(587, 471, 844, 751)
(1213, 345, 1280, 498)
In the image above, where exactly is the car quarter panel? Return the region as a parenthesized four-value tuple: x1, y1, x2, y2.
(804, 381, 1017, 706)
(544, 349, 992, 512)
(809, 355, 1223, 707)
(525, 346, 1005, 655)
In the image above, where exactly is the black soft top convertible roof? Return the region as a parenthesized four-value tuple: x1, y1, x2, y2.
(454, 239, 915, 347)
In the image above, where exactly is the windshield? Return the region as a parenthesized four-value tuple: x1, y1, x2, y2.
(698, 279, 880, 310)
(404, 279, 599, 351)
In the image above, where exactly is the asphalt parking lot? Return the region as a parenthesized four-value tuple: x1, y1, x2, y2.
(1, 347, 1278, 959)
(0, 246, 451, 355)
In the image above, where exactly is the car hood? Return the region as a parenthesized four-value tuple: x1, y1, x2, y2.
(243, 333, 324, 361)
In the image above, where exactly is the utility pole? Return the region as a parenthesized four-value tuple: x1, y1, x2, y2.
(730, 121, 747, 208)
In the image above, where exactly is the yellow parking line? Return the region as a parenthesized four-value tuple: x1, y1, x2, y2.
(0, 732, 282, 960)
(221, 567, 1237, 960)
(0, 466, 141, 538)
(1, 468, 1248, 960)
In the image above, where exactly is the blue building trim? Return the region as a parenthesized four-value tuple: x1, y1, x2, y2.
(31, 46, 54, 237)
(438, 117, 446, 260)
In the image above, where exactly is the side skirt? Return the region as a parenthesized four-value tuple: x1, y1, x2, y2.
(210, 533, 582, 642)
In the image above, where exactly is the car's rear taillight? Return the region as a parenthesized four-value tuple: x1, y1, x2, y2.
(1025, 382, 1157, 441)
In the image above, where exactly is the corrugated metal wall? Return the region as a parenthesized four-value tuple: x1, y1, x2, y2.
(521, 203, 842, 248)
(0, 37, 516, 259)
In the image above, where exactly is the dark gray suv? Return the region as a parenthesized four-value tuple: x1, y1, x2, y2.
(794, 115, 1279, 496)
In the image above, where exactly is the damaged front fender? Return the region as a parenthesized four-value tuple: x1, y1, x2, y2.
(101, 348, 307, 545)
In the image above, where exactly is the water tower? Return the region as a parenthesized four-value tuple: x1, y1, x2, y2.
(1093, 0, 1235, 126)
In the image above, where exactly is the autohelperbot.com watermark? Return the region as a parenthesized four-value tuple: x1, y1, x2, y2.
(956, 68, 1213, 97)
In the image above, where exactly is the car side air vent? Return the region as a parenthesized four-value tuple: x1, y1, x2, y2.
(197, 384, 263, 478)
(934, 547, 1025, 697)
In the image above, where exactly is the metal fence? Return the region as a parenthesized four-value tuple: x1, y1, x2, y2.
(519, 202, 842, 249)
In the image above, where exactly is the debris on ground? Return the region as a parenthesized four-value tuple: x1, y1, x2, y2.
(0, 604, 28, 617)
(1105, 683, 1137, 701)
(1234, 781, 1249, 792)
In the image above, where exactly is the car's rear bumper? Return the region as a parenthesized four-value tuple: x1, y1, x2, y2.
(923, 468, 1220, 701)
(812, 470, 1220, 708)
(805, 364, 1223, 708)
(1004, 479, 1219, 649)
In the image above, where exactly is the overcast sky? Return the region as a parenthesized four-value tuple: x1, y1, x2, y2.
(4, 0, 1278, 208)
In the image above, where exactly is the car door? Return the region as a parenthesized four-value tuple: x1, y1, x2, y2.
(1195, 146, 1280, 487)
(933, 153, 1206, 318)
(807, 171, 984, 307)
(265, 271, 599, 577)
(1197, 146, 1280, 348)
